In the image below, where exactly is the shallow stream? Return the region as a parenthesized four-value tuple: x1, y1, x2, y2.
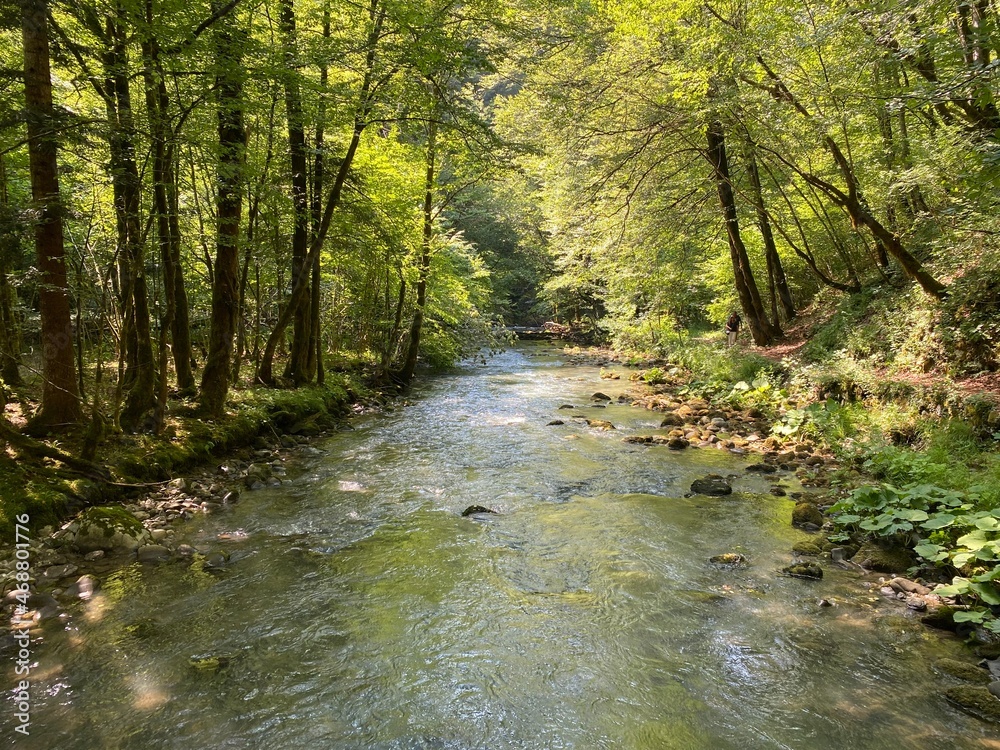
(6, 344, 997, 748)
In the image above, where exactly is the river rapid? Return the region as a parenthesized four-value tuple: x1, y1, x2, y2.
(5, 344, 997, 749)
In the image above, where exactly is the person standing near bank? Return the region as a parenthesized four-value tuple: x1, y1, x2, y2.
(725, 311, 741, 347)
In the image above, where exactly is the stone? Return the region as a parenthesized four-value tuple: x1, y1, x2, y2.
(150, 528, 168, 542)
(547, 420, 565, 426)
(690, 475, 732, 496)
(177, 544, 197, 557)
(69, 506, 152, 553)
(137, 544, 172, 564)
(558, 404, 575, 409)
(782, 562, 823, 579)
(792, 541, 822, 556)
(746, 463, 777, 474)
(792, 502, 824, 528)
(888, 577, 932, 596)
(83, 550, 105, 561)
(935, 658, 990, 684)
(461, 505, 498, 517)
(63, 575, 99, 601)
(944, 686, 1000, 722)
(591, 392, 612, 401)
(42, 563, 78, 580)
(222, 490, 240, 504)
(709, 553, 747, 566)
(666, 437, 689, 450)
(586, 419, 616, 430)
(805, 455, 826, 466)
(168, 478, 187, 490)
(770, 486, 787, 497)
(851, 540, 916, 573)
(660, 413, 684, 427)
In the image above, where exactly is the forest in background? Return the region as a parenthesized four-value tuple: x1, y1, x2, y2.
(2, 0, 1000, 436)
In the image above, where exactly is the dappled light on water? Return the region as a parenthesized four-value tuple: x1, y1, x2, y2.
(5, 345, 996, 749)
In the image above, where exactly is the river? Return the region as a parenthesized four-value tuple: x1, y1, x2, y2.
(6, 344, 997, 748)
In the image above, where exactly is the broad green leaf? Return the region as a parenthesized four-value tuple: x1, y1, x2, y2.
(953, 610, 987, 623)
(957, 530, 990, 551)
(921, 514, 956, 530)
(969, 583, 1000, 606)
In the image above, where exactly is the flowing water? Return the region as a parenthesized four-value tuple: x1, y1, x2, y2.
(5, 344, 999, 748)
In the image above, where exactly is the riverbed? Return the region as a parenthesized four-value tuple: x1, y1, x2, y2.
(5, 344, 996, 748)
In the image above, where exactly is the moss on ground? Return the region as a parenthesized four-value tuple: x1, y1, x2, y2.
(0, 374, 370, 542)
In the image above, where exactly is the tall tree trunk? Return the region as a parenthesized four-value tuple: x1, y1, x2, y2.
(399, 117, 437, 385)
(309, 6, 330, 387)
(743, 138, 795, 323)
(705, 118, 779, 346)
(21, 0, 82, 431)
(104, 10, 156, 431)
(199, 3, 245, 416)
(280, 0, 313, 385)
(258, 0, 385, 385)
(0, 155, 23, 386)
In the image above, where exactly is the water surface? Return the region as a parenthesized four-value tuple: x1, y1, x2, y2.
(6, 345, 996, 748)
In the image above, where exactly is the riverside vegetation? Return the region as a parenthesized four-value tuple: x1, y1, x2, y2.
(6, 0, 1000, 730)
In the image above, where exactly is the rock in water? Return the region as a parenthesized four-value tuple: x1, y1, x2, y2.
(709, 553, 747, 566)
(461, 505, 498, 517)
(782, 562, 823, 579)
(791, 502, 824, 528)
(746, 463, 777, 473)
(690, 475, 732, 496)
(68, 506, 152, 553)
(591, 392, 611, 401)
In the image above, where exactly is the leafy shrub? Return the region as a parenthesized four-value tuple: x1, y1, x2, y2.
(938, 264, 1000, 375)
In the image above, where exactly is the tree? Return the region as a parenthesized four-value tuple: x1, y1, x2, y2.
(199, 0, 247, 416)
(21, 0, 81, 431)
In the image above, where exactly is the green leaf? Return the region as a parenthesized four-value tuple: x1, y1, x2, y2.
(921, 514, 956, 530)
(914, 542, 945, 560)
(969, 582, 1000, 606)
(957, 530, 990, 551)
(953, 610, 987, 623)
(952, 552, 976, 568)
(896, 509, 929, 522)
(976, 516, 1000, 531)
(936, 577, 972, 598)
(834, 513, 862, 524)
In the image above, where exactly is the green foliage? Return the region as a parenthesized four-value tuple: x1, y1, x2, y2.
(831, 481, 1000, 627)
(938, 257, 1000, 376)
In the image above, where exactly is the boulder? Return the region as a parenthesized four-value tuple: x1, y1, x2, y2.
(782, 562, 823, 579)
(461, 505, 498, 517)
(944, 686, 1000, 723)
(591, 392, 612, 401)
(67, 506, 152, 553)
(792, 502, 824, 528)
(137, 544, 173, 564)
(666, 437, 689, 450)
(690, 475, 732, 496)
(851, 540, 916, 573)
(660, 413, 685, 427)
(935, 658, 990, 684)
(746, 463, 777, 474)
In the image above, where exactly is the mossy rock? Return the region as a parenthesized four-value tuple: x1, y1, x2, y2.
(69, 506, 151, 553)
(792, 540, 823, 556)
(792, 502, 824, 528)
(709, 553, 748, 566)
(782, 562, 823, 579)
(944, 686, 1000, 723)
(851, 540, 916, 574)
(935, 658, 991, 684)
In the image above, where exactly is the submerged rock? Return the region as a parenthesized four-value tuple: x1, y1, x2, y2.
(546, 420, 565, 426)
(944, 686, 1000, 723)
(137, 544, 173, 564)
(746, 463, 778, 473)
(586, 419, 616, 430)
(782, 562, 823, 579)
(461, 505, 498, 517)
(690, 475, 732, 496)
(935, 658, 991, 684)
(709, 553, 748, 566)
(791, 502, 824, 528)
